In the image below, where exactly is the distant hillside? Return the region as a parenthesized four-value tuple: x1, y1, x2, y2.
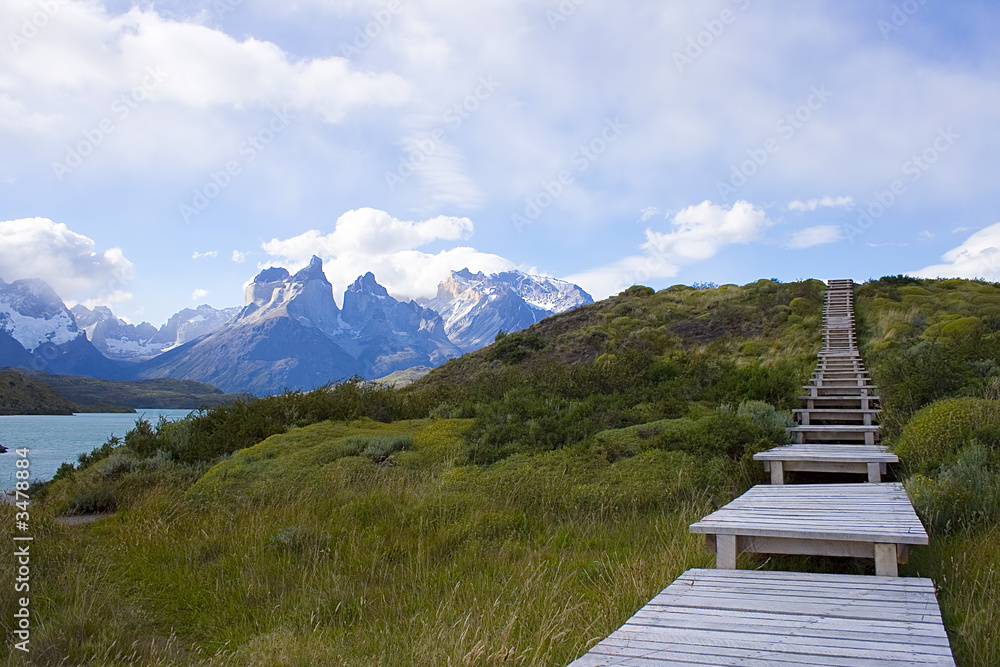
(0, 370, 132, 415)
(373, 366, 434, 388)
(4, 369, 253, 409)
(410, 279, 825, 406)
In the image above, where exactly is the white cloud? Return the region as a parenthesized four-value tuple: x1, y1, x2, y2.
(788, 196, 855, 213)
(192, 289, 209, 300)
(0, 94, 59, 134)
(568, 201, 773, 299)
(918, 230, 935, 241)
(912, 222, 1000, 280)
(0, 218, 134, 304)
(192, 250, 218, 259)
(262, 208, 515, 302)
(643, 200, 772, 263)
(785, 225, 844, 249)
(1, 2, 411, 126)
(232, 250, 248, 263)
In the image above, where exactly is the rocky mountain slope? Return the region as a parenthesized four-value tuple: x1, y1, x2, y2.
(71, 304, 238, 360)
(425, 269, 593, 352)
(0, 262, 592, 395)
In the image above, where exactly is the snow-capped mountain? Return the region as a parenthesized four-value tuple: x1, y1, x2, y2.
(339, 272, 460, 377)
(0, 277, 122, 378)
(71, 305, 160, 360)
(70, 304, 238, 360)
(425, 269, 593, 352)
(149, 305, 240, 350)
(1, 262, 593, 395)
(130, 258, 461, 395)
(1, 277, 83, 352)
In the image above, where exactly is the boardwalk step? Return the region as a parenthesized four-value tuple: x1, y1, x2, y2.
(568, 569, 955, 667)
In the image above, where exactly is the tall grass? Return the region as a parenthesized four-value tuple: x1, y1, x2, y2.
(1, 419, 721, 666)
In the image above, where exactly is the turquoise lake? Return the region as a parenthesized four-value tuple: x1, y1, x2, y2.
(0, 410, 192, 491)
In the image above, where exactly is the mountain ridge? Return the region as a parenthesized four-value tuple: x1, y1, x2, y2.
(0, 262, 592, 395)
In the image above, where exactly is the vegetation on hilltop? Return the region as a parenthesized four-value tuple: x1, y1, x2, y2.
(2, 277, 998, 665)
(0, 370, 132, 415)
(5, 368, 254, 410)
(856, 276, 1000, 665)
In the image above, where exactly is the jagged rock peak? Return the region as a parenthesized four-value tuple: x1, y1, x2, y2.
(253, 267, 291, 285)
(238, 256, 340, 333)
(293, 255, 327, 283)
(349, 271, 390, 297)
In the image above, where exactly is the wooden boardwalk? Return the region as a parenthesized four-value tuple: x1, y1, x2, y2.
(569, 570, 954, 666)
(689, 483, 927, 577)
(569, 280, 955, 665)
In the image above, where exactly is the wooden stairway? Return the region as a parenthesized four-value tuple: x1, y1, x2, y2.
(569, 279, 954, 666)
(756, 279, 896, 484)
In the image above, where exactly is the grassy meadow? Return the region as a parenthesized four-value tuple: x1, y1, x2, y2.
(3, 277, 999, 665)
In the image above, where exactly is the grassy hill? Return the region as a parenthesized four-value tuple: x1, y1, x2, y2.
(3, 277, 998, 666)
(3, 368, 254, 409)
(0, 370, 133, 415)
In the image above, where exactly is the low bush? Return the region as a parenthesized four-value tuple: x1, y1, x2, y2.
(893, 397, 1000, 476)
(906, 443, 1000, 532)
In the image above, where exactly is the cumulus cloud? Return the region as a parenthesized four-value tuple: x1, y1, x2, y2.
(1, 2, 410, 127)
(192, 289, 209, 300)
(912, 222, 1000, 280)
(232, 250, 248, 263)
(568, 201, 774, 299)
(788, 196, 855, 213)
(262, 208, 515, 302)
(0, 218, 134, 305)
(643, 201, 772, 263)
(786, 225, 844, 249)
(192, 250, 218, 259)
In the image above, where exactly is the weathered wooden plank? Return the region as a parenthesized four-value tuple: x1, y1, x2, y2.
(568, 569, 955, 666)
(689, 484, 929, 548)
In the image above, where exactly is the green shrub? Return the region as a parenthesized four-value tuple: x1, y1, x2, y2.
(894, 398, 1000, 475)
(487, 331, 546, 364)
(65, 484, 117, 515)
(905, 443, 1000, 532)
(338, 434, 413, 462)
(734, 399, 795, 438)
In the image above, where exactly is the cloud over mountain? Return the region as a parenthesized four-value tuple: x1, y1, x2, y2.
(0, 218, 134, 307)
(262, 208, 516, 303)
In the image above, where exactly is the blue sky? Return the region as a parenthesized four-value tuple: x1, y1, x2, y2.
(2, 0, 999, 327)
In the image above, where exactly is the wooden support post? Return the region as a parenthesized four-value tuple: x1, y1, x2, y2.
(875, 543, 898, 577)
(716, 534, 737, 569)
(770, 461, 784, 486)
(867, 462, 881, 483)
